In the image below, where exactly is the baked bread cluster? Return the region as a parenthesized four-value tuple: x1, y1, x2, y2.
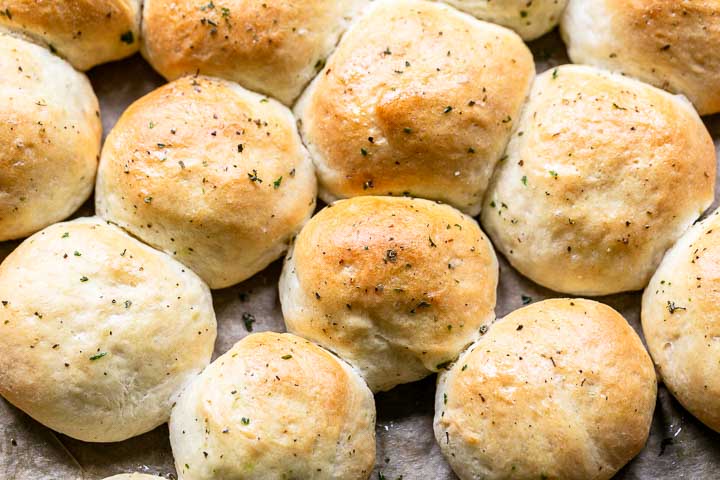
(295, 0, 535, 215)
(0, 0, 718, 479)
(481, 64, 715, 296)
(642, 208, 720, 433)
(0, 33, 101, 241)
(95, 75, 316, 289)
(442, 0, 569, 40)
(280, 196, 499, 392)
(170, 332, 376, 480)
(562, 0, 720, 116)
(435, 299, 657, 480)
(0, 218, 216, 442)
(0, 0, 141, 70)
(141, 0, 367, 105)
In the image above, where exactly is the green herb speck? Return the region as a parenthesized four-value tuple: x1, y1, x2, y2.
(242, 312, 255, 331)
(120, 31, 135, 44)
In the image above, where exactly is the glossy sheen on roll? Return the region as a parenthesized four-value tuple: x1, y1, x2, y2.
(0, 0, 140, 70)
(170, 332, 376, 480)
(96, 75, 316, 289)
(141, 0, 368, 105)
(481, 65, 716, 296)
(0, 218, 216, 442)
(440, 0, 569, 40)
(0, 33, 101, 241)
(642, 208, 720, 432)
(562, 0, 720, 115)
(280, 196, 498, 392)
(295, 0, 534, 215)
(435, 299, 657, 480)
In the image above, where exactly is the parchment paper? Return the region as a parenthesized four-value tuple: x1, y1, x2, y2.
(2, 31, 719, 480)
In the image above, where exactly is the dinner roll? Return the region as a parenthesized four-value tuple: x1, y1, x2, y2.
(642, 208, 720, 432)
(561, 0, 720, 116)
(295, 0, 534, 215)
(0, 33, 101, 241)
(435, 299, 656, 480)
(141, 0, 367, 105)
(103, 476, 165, 480)
(169, 332, 376, 480)
(0, 0, 140, 70)
(96, 75, 316, 289)
(0, 217, 216, 442)
(280, 196, 498, 392)
(440, 0, 569, 40)
(481, 64, 715, 296)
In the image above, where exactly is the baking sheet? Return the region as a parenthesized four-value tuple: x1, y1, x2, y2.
(2, 31, 720, 480)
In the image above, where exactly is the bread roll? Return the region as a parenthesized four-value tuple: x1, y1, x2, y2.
(103, 475, 165, 480)
(435, 299, 657, 480)
(561, 0, 720, 115)
(0, 0, 140, 70)
(280, 196, 498, 392)
(440, 0, 568, 40)
(169, 332, 376, 480)
(96, 75, 316, 289)
(295, 0, 534, 215)
(642, 208, 720, 432)
(481, 64, 715, 296)
(0, 217, 216, 442)
(141, 0, 367, 105)
(0, 33, 101, 241)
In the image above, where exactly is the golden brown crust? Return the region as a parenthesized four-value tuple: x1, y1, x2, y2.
(0, 0, 140, 70)
(280, 196, 498, 392)
(435, 299, 657, 480)
(0, 33, 101, 241)
(562, 0, 720, 115)
(295, 0, 535, 215)
(169, 332, 376, 479)
(0, 217, 216, 442)
(642, 208, 720, 432)
(96, 75, 316, 289)
(141, 0, 367, 105)
(481, 64, 716, 296)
